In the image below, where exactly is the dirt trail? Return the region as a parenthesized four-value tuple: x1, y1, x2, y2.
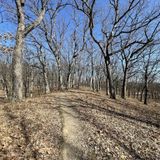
(59, 95, 88, 160)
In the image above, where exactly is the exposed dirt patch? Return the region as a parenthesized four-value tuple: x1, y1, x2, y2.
(60, 97, 87, 160)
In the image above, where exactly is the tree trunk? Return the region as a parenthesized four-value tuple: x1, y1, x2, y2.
(90, 53, 95, 91)
(57, 66, 63, 90)
(44, 72, 50, 94)
(90, 76, 95, 91)
(128, 88, 130, 97)
(12, 12, 25, 100)
(66, 72, 71, 89)
(29, 69, 34, 97)
(77, 70, 82, 89)
(144, 74, 148, 105)
(66, 65, 71, 90)
(105, 57, 116, 99)
(105, 77, 109, 95)
(121, 67, 128, 99)
(12, 0, 47, 101)
(56, 56, 62, 90)
(1, 78, 9, 98)
(42, 65, 50, 94)
(140, 87, 144, 102)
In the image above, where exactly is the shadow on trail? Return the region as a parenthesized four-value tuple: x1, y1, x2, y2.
(2, 106, 63, 160)
(73, 106, 144, 160)
(78, 98, 160, 128)
(3, 106, 39, 159)
(54, 96, 159, 128)
(52, 96, 159, 160)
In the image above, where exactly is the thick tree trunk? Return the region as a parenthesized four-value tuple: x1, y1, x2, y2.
(12, 12, 25, 100)
(66, 73, 72, 89)
(42, 64, 50, 94)
(66, 65, 72, 90)
(43, 71, 50, 94)
(105, 77, 109, 95)
(90, 76, 95, 91)
(12, 0, 47, 101)
(105, 58, 116, 99)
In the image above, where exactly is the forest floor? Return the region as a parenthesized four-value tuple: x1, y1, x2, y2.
(0, 89, 160, 160)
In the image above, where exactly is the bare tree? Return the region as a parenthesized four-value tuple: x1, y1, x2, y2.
(40, 3, 67, 90)
(63, 15, 86, 89)
(72, 0, 160, 99)
(141, 47, 160, 105)
(35, 45, 50, 94)
(12, 0, 49, 100)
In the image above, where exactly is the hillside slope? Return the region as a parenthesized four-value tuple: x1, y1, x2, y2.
(0, 90, 159, 160)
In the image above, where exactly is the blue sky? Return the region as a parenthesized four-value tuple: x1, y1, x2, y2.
(0, 0, 159, 34)
(0, 0, 159, 45)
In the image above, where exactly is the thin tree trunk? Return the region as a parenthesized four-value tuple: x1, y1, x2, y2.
(90, 53, 95, 91)
(121, 67, 128, 99)
(57, 66, 63, 90)
(56, 56, 62, 90)
(29, 69, 34, 97)
(2, 78, 9, 98)
(144, 74, 148, 105)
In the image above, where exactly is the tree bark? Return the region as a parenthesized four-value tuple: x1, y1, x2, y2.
(105, 77, 109, 95)
(43, 70, 50, 94)
(12, 1, 25, 100)
(90, 53, 95, 91)
(57, 57, 63, 90)
(144, 72, 148, 105)
(140, 87, 144, 102)
(29, 69, 34, 97)
(77, 70, 82, 89)
(121, 66, 128, 99)
(1, 78, 9, 98)
(105, 57, 116, 99)
(12, 0, 47, 100)
(66, 64, 72, 90)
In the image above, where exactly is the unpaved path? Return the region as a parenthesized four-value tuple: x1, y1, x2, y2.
(58, 95, 88, 160)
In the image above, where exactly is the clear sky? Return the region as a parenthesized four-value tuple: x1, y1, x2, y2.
(0, 0, 159, 34)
